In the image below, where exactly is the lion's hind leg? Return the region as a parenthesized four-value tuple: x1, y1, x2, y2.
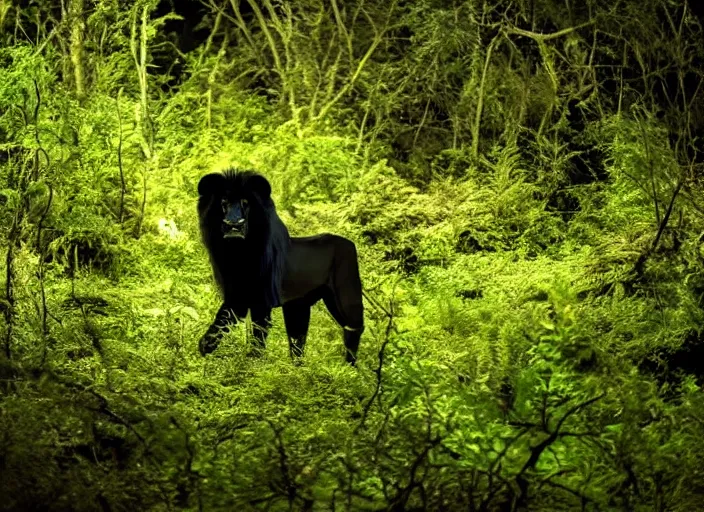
(328, 239, 364, 365)
(343, 326, 363, 365)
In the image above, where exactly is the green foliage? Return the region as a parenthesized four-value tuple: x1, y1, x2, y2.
(254, 124, 364, 206)
(2, 0, 704, 510)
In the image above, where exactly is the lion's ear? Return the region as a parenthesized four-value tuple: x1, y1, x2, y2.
(248, 174, 272, 199)
(198, 173, 226, 196)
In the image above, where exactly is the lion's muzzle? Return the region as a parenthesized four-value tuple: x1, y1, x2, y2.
(222, 218, 247, 239)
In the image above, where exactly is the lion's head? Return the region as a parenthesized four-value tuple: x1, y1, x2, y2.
(197, 169, 289, 308)
(198, 170, 274, 242)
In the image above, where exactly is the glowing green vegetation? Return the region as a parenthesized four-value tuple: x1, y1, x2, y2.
(1, 1, 704, 510)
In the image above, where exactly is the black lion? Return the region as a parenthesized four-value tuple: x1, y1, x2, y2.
(197, 169, 364, 364)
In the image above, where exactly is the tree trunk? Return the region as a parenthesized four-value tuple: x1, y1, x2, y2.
(69, 0, 85, 100)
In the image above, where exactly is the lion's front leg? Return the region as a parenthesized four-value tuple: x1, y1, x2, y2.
(250, 306, 272, 354)
(199, 303, 246, 355)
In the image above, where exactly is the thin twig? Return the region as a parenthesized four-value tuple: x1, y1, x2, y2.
(116, 87, 125, 223)
(36, 184, 53, 339)
(505, 19, 596, 42)
(357, 291, 395, 431)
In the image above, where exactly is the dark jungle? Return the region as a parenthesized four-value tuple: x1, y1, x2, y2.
(1, 0, 704, 510)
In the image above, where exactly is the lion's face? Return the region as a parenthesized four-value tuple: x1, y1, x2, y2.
(198, 171, 274, 243)
(220, 196, 250, 239)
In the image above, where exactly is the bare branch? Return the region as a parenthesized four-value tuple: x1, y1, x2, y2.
(357, 291, 395, 431)
(312, 1, 397, 124)
(505, 20, 596, 42)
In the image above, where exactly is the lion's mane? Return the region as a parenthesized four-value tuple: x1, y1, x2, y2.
(198, 170, 289, 309)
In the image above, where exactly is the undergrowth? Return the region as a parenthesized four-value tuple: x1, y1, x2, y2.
(2, 1, 704, 509)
